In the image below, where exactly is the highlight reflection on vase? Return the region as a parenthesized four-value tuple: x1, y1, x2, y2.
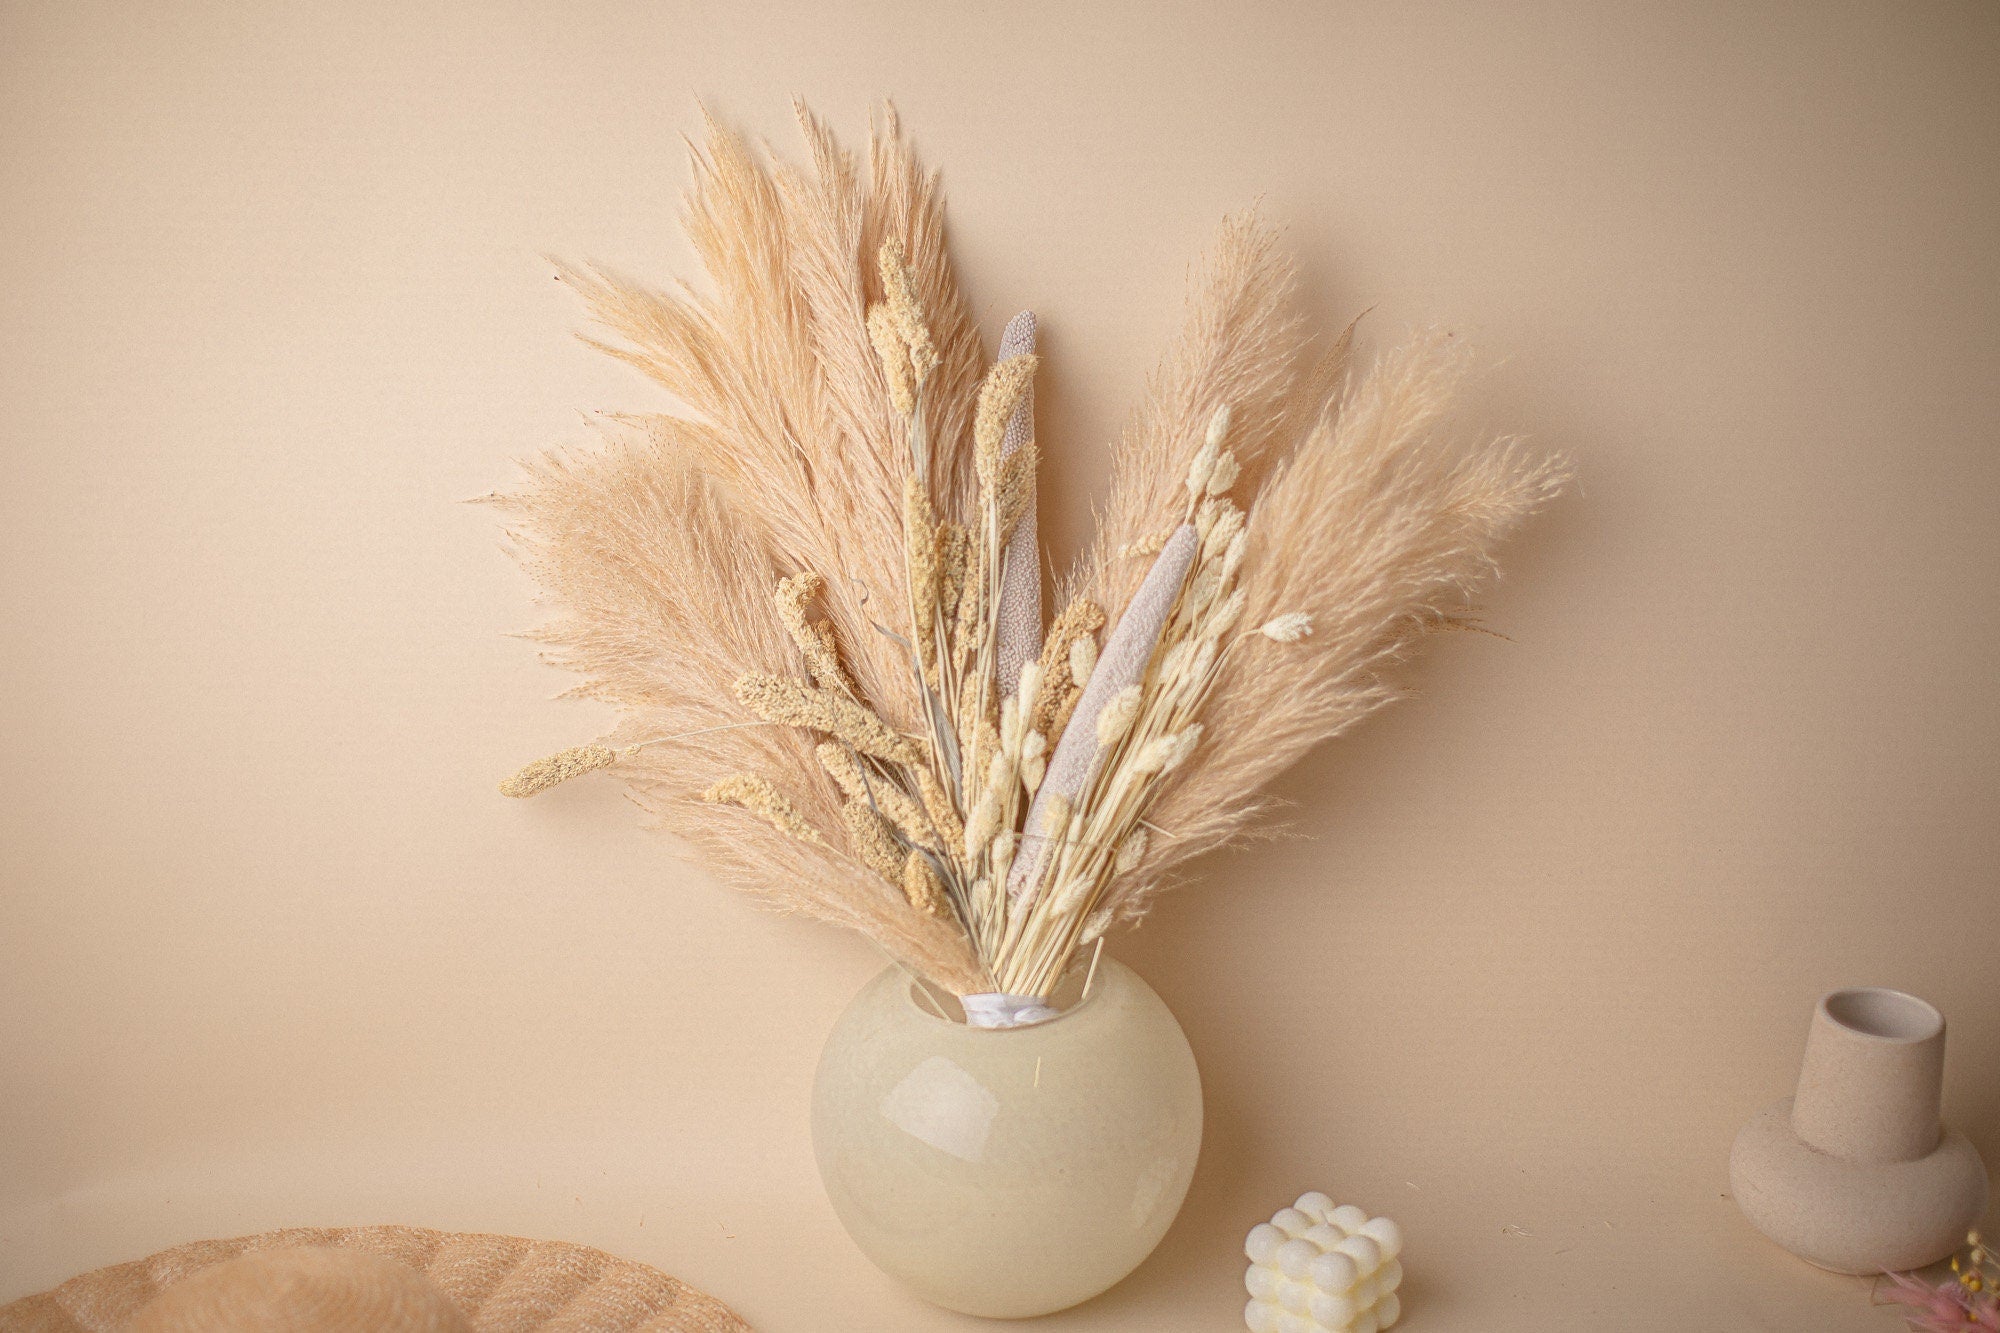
(811, 957, 1202, 1318)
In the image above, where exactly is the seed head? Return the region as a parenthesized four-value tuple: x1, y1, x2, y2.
(499, 744, 619, 798)
(1258, 612, 1314, 643)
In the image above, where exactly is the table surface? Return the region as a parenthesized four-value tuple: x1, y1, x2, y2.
(3, 1, 1996, 1329)
(0, 1100, 1980, 1331)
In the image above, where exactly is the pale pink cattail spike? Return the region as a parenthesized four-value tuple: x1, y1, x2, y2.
(1010, 523, 1199, 897)
(996, 311, 1041, 696)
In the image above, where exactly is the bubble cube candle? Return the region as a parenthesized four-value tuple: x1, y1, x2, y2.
(1243, 1194, 1403, 1333)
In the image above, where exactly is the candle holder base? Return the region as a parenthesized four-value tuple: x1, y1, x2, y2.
(1731, 1095, 1988, 1273)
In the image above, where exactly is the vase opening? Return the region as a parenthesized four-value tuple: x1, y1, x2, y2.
(1821, 988, 1943, 1043)
(907, 959, 1099, 1028)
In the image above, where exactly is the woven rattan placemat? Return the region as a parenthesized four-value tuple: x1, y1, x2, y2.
(0, 1225, 752, 1332)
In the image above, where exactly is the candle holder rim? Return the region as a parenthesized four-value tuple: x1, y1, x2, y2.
(1817, 986, 1943, 1045)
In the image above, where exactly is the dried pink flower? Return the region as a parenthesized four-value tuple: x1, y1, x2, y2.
(1880, 1270, 2000, 1332)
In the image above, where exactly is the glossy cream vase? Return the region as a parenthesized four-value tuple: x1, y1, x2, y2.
(811, 959, 1202, 1317)
(1731, 988, 1988, 1273)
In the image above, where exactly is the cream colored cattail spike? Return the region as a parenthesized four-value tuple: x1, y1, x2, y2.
(1009, 523, 1200, 897)
(995, 311, 1041, 697)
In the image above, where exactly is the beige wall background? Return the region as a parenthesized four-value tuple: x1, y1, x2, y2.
(3, 2, 1996, 1329)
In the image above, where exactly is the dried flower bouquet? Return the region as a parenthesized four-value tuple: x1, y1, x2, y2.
(496, 105, 1566, 1020)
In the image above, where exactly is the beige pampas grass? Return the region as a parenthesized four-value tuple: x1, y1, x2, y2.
(490, 419, 982, 994)
(495, 102, 1563, 1006)
(1112, 333, 1569, 922)
(1067, 217, 1348, 627)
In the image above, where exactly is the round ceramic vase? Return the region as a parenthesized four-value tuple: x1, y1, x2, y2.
(810, 958, 1202, 1318)
(1731, 987, 1988, 1274)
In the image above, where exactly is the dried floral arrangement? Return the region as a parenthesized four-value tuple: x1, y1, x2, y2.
(1879, 1231, 2000, 1331)
(494, 104, 1566, 1022)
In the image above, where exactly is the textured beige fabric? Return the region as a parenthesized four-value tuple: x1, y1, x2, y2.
(0, 1228, 752, 1333)
(125, 1248, 472, 1333)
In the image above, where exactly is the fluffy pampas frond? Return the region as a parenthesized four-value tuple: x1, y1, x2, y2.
(489, 429, 983, 993)
(1069, 215, 1351, 625)
(1113, 332, 1569, 920)
(548, 104, 984, 735)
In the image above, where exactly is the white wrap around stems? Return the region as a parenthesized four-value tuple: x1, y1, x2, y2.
(960, 992, 1061, 1028)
